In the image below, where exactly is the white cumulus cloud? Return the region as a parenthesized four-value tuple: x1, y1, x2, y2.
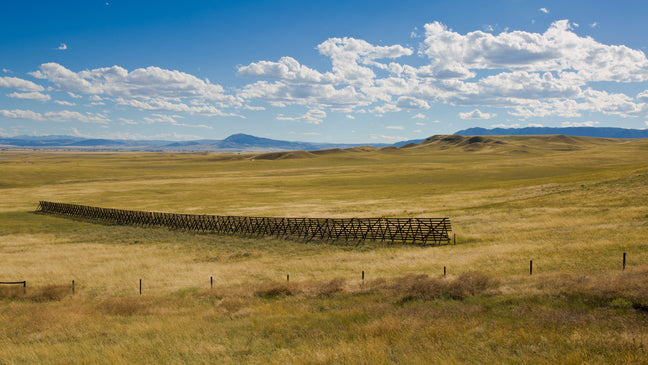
(115, 97, 237, 116)
(0, 109, 109, 123)
(237, 56, 335, 84)
(395, 96, 430, 109)
(491, 123, 520, 128)
(143, 114, 212, 129)
(54, 100, 76, 106)
(276, 108, 327, 124)
(0, 76, 45, 92)
(369, 134, 406, 142)
(637, 90, 648, 103)
(316, 37, 413, 86)
(7, 91, 51, 101)
(0, 109, 45, 120)
(561, 121, 599, 127)
(459, 109, 496, 120)
(421, 20, 648, 82)
(7, 19, 648, 133)
(44, 110, 110, 124)
(30, 63, 240, 107)
(240, 81, 366, 110)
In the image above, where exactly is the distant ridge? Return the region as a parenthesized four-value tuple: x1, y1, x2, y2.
(0, 133, 390, 152)
(4, 128, 645, 152)
(68, 139, 128, 147)
(455, 127, 648, 139)
(216, 133, 319, 151)
(393, 138, 426, 147)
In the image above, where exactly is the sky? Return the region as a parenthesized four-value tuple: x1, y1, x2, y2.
(1, 0, 648, 143)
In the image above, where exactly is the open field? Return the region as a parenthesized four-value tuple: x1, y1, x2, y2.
(1, 135, 648, 364)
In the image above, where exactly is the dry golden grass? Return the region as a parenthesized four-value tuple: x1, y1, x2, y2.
(1, 135, 647, 363)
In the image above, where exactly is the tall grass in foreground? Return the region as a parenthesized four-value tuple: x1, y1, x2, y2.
(0, 136, 647, 363)
(0, 268, 646, 364)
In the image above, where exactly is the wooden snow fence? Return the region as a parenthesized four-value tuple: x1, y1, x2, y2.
(36, 201, 453, 245)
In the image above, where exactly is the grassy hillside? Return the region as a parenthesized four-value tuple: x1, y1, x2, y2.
(1, 135, 647, 364)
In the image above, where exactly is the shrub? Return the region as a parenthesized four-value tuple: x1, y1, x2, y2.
(609, 297, 633, 309)
(394, 272, 498, 302)
(27, 285, 71, 302)
(254, 283, 294, 299)
(316, 278, 346, 297)
(451, 272, 498, 298)
(0, 284, 70, 302)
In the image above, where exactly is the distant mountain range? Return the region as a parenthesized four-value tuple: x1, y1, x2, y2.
(0, 133, 390, 152)
(1, 127, 646, 152)
(455, 127, 648, 139)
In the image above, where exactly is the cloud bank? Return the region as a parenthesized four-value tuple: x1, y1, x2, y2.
(2, 19, 648, 133)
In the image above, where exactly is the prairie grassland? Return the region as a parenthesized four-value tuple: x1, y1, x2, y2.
(1, 135, 647, 364)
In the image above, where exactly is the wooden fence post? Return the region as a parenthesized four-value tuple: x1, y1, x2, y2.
(139, 279, 142, 295)
(444, 266, 446, 277)
(210, 276, 213, 289)
(530, 260, 533, 276)
(623, 252, 626, 271)
(72, 280, 75, 294)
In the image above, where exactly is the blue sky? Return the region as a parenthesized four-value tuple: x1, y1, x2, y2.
(1, 0, 648, 143)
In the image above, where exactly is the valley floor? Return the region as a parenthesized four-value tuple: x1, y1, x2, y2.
(1, 135, 647, 363)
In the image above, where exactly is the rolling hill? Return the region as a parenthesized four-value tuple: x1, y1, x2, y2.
(455, 126, 648, 138)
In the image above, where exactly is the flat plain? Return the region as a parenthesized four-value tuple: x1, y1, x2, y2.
(1, 135, 647, 364)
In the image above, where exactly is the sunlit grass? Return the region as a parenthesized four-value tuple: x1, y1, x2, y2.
(1, 136, 648, 363)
